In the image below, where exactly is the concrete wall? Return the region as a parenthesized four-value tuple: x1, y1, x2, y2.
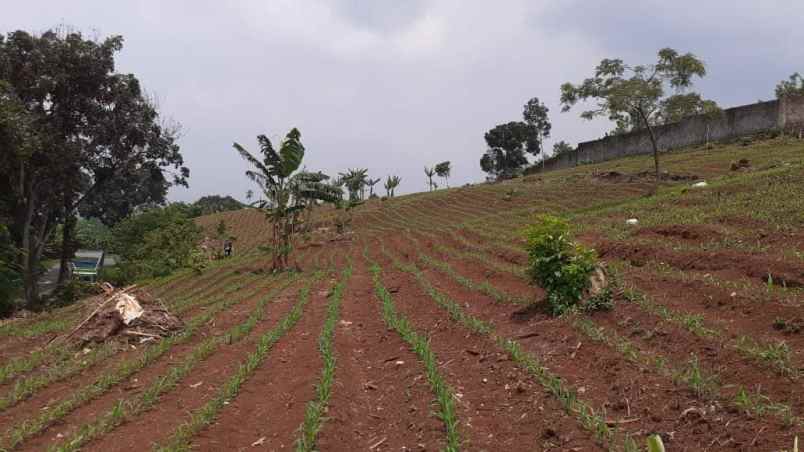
(780, 95, 804, 131)
(538, 96, 804, 173)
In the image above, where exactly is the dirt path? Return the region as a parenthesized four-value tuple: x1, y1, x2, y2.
(316, 248, 445, 451)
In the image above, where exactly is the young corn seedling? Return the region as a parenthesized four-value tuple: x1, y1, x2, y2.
(156, 275, 321, 452)
(366, 251, 460, 452)
(49, 276, 299, 452)
(296, 264, 353, 451)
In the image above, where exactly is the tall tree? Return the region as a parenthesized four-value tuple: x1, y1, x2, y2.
(522, 97, 551, 158)
(434, 161, 451, 188)
(560, 48, 710, 180)
(775, 72, 804, 98)
(480, 121, 535, 179)
(0, 30, 187, 307)
(552, 140, 574, 157)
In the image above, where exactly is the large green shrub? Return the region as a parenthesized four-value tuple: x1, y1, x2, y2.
(109, 205, 202, 284)
(524, 214, 599, 315)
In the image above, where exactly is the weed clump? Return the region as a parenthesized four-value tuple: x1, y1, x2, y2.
(524, 214, 605, 315)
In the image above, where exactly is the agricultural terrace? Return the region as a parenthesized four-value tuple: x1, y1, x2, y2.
(2, 137, 803, 451)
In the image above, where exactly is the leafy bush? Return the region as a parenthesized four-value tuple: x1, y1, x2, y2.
(524, 214, 599, 315)
(108, 205, 202, 284)
(75, 217, 112, 250)
(51, 280, 99, 308)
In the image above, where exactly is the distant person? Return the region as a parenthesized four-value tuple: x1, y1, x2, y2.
(223, 239, 233, 258)
(201, 236, 214, 261)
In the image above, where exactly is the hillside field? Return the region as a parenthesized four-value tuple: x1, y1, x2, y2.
(1, 138, 803, 451)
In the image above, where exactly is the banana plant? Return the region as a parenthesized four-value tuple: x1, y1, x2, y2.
(366, 177, 381, 198)
(234, 128, 336, 271)
(384, 175, 401, 197)
(339, 168, 368, 201)
(289, 170, 341, 233)
(435, 161, 451, 188)
(424, 166, 436, 191)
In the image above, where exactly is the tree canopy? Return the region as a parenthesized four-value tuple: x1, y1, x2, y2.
(0, 29, 188, 308)
(523, 97, 551, 153)
(552, 141, 574, 157)
(190, 195, 245, 217)
(434, 161, 451, 188)
(480, 121, 534, 179)
(776, 72, 804, 98)
(481, 97, 551, 180)
(560, 47, 712, 179)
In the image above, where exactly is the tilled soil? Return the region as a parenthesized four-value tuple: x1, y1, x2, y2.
(371, 244, 603, 451)
(383, 234, 797, 451)
(316, 252, 446, 451)
(4, 145, 803, 450)
(0, 271, 264, 435)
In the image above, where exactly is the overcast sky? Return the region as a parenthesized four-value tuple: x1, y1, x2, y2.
(3, 1, 803, 201)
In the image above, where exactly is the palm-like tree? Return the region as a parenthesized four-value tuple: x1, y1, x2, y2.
(366, 177, 381, 198)
(289, 170, 341, 233)
(424, 167, 436, 191)
(234, 128, 338, 271)
(339, 168, 368, 201)
(384, 175, 401, 197)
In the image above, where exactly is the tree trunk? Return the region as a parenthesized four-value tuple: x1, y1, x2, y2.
(638, 108, 661, 182)
(57, 207, 77, 286)
(17, 178, 42, 310)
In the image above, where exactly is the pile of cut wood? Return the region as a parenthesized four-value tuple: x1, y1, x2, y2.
(52, 283, 183, 346)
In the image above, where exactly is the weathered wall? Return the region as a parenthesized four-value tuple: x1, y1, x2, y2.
(780, 95, 804, 131)
(539, 96, 804, 173)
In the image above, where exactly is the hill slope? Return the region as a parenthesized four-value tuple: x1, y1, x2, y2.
(2, 137, 802, 450)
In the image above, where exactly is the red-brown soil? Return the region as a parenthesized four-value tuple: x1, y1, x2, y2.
(372, 242, 603, 451)
(385, 232, 797, 451)
(6, 140, 803, 450)
(316, 251, 447, 451)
